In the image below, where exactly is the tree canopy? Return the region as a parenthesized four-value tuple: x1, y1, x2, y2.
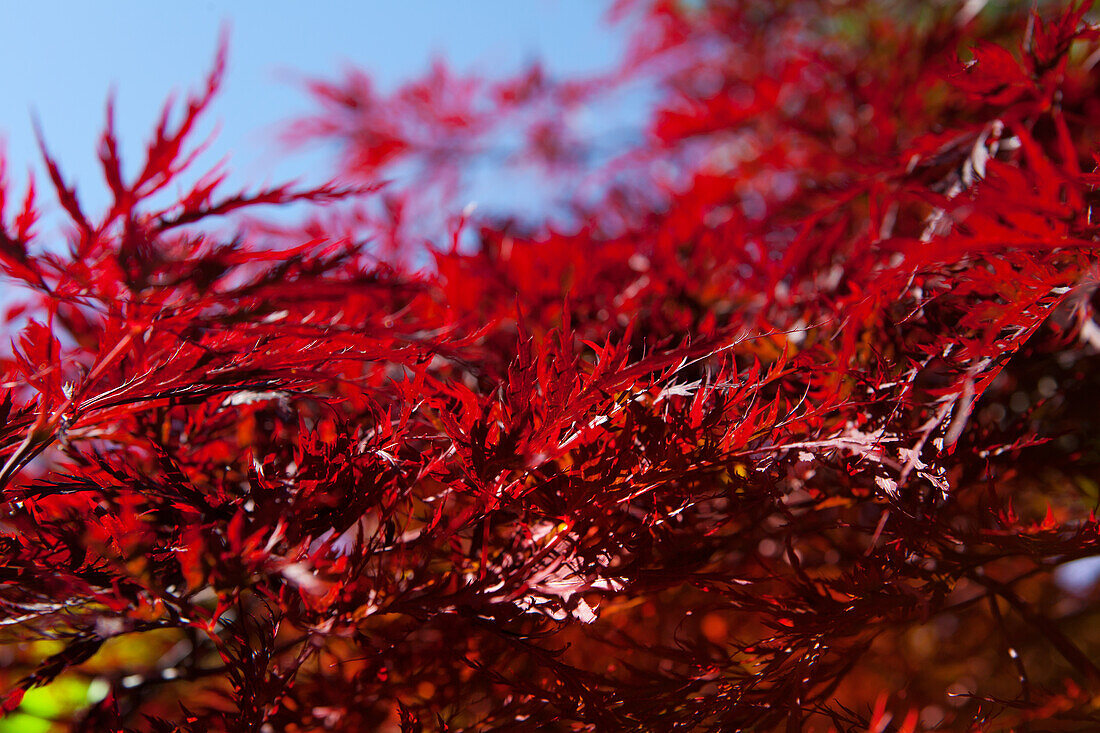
(2, 1, 1100, 730)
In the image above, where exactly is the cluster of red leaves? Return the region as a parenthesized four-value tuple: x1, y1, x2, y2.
(3, 1, 1100, 731)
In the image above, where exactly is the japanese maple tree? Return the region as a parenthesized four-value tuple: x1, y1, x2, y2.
(3, 1, 1100, 731)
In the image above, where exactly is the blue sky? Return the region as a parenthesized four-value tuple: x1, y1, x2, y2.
(0, 1, 631, 225)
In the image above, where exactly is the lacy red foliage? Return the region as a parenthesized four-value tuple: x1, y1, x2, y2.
(3, 2, 1100, 731)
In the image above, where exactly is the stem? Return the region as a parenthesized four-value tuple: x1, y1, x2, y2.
(968, 571, 1100, 690)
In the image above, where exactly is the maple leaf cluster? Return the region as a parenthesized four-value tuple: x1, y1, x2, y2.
(2, 1, 1100, 731)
